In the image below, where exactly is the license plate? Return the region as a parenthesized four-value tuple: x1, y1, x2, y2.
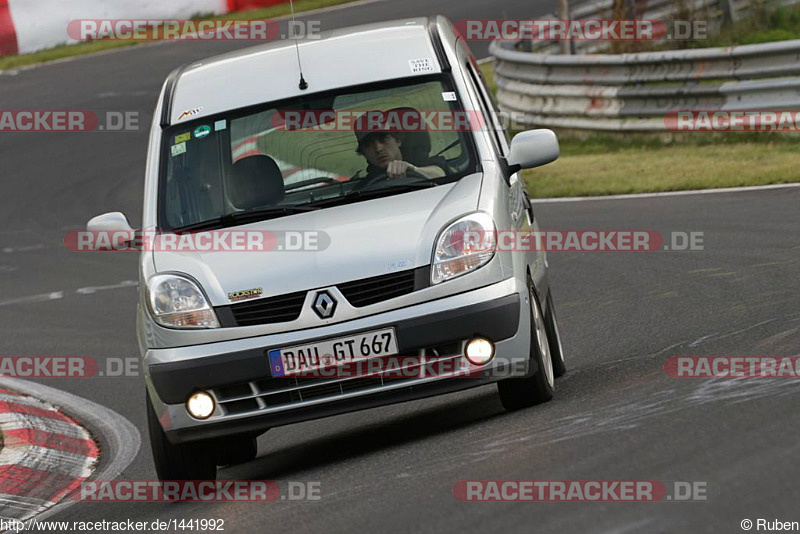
(268, 328, 398, 377)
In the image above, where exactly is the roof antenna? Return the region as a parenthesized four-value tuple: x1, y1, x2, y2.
(289, 0, 308, 90)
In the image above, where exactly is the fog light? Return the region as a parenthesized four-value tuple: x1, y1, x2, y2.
(465, 337, 495, 365)
(186, 391, 215, 420)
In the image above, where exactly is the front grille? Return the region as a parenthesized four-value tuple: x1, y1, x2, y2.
(338, 269, 418, 307)
(220, 290, 307, 327)
(210, 343, 467, 418)
(216, 267, 428, 327)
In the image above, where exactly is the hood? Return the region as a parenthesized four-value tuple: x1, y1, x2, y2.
(153, 173, 482, 305)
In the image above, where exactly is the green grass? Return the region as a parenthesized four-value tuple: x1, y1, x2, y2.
(523, 142, 800, 197)
(0, 40, 142, 70)
(0, 0, 359, 71)
(546, 131, 800, 153)
(701, 3, 800, 46)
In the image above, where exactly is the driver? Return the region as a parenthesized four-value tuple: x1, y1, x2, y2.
(353, 110, 446, 180)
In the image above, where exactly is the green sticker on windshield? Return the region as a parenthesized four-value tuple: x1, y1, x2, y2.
(174, 132, 191, 144)
(194, 125, 211, 139)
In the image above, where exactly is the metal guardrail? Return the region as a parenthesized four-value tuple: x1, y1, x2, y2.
(489, 0, 800, 131)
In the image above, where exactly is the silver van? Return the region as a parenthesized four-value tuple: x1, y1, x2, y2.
(88, 16, 566, 481)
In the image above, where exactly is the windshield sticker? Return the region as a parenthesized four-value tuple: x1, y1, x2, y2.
(442, 92, 457, 101)
(214, 119, 227, 131)
(228, 288, 263, 302)
(176, 107, 203, 122)
(171, 142, 187, 157)
(194, 125, 211, 139)
(409, 58, 435, 74)
(174, 132, 191, 144)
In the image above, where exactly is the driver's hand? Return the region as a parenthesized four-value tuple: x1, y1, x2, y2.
(386, 160, 415, 179)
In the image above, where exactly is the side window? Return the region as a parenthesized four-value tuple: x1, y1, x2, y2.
(464, 60, 510, 156)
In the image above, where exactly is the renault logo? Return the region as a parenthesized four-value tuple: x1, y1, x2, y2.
(312, 291, 337, 319)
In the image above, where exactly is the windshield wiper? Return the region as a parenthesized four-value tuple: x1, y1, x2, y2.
(173, 206, 319, 232)
(307, 182, 439, 208)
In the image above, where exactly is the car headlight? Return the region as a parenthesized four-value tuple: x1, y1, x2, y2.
(432, 212, 496, 284)
(147, 274, 219, 329)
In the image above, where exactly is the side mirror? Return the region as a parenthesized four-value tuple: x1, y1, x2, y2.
(507, 129, 560, 174)
(87, 212, 133, 233)
(85, 212, 135, 251)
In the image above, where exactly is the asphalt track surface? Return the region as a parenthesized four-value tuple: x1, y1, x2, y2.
(1, 0, 800, 532)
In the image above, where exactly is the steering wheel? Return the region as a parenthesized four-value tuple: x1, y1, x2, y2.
(353, 168, 429, 191)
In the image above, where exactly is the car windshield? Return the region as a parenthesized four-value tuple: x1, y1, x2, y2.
(159, 77, 478, 231)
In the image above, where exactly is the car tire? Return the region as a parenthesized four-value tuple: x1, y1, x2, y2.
(545, 292, 567, 377)
(497, 277, 555, 411)
(146, 389, 217, 482)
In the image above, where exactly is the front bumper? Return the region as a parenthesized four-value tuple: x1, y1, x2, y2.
(145, 277, 530, 443)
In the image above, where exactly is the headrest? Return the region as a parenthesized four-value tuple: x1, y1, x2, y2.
(230, 155, 285, 210)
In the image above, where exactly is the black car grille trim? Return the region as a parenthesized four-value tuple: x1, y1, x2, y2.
(216, 267, 430, 327)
